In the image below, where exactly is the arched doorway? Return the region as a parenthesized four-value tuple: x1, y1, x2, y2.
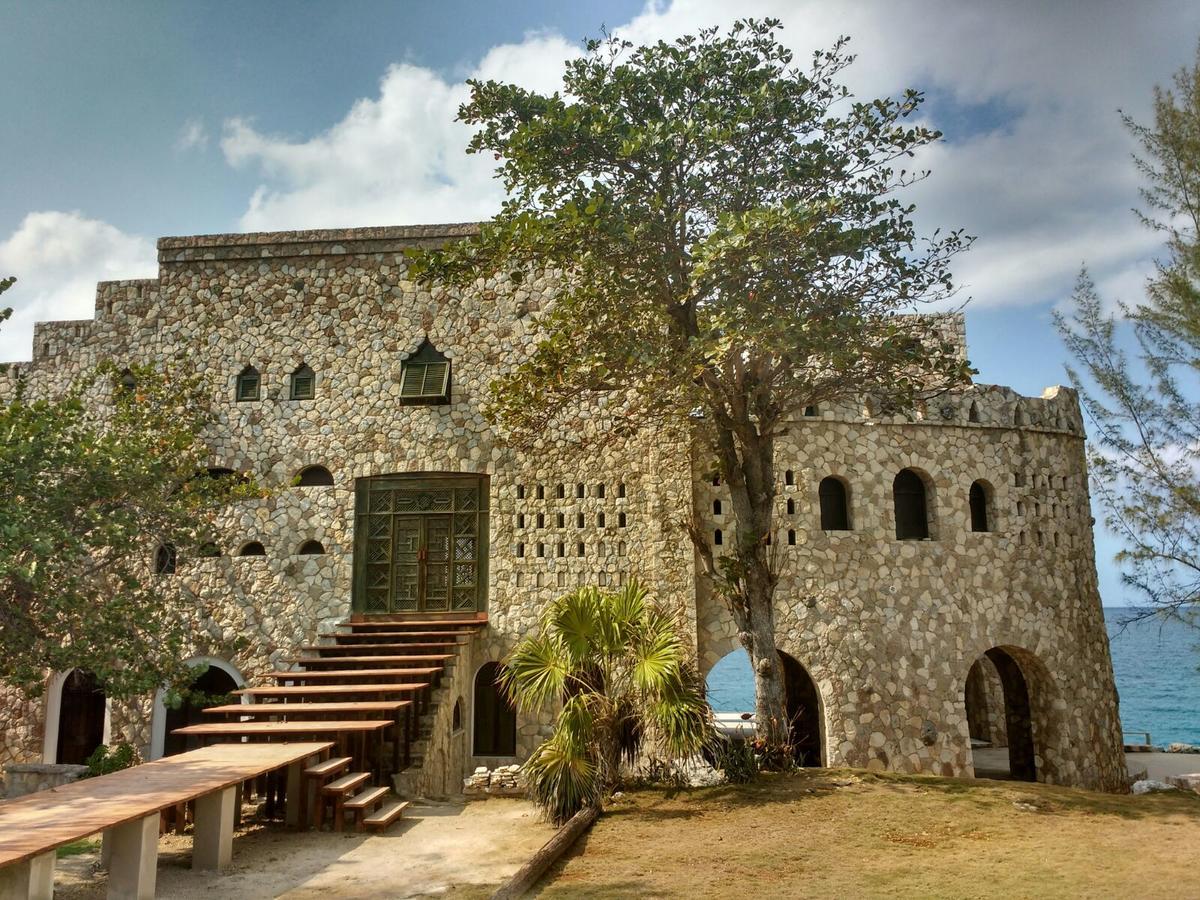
(473, 662, 516, 757)
(964, 648, 1037, 782)
(54, 669, 106, 765)
(779, 652, 823, 766)
(162, 664, 240, 757)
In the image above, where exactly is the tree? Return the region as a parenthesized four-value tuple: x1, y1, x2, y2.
(502, 580, 712, 823)
(1, 283, 259, 697)
(1056, 41, 1200, 625)
(410, 20, 972, 755)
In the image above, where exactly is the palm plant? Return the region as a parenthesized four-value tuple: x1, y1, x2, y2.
(501, 579, 714, 824)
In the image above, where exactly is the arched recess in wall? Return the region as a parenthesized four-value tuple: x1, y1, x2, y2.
(42, 669, 109, 765)
(893, 468, 932, 540)
(963, 646, 1051, 783)
(149, 657, 246, 760)
(296, 465, 334, 487)
(969, 480, 993, 533)
(473, 661, 516, 757)
(297, 540, 326, 555)
(778, 652, 824, 767)
(818, 476, 851, 531)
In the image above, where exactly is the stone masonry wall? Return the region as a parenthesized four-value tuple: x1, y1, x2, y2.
(0, 223, 1125, 794)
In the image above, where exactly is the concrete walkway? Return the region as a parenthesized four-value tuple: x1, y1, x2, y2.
(56, 798, 553, 899)
(1126, 752, 1200, 782)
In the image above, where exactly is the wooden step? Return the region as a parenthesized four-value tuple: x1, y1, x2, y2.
(271, 667, 442, 682)
(305, 756, 353, 779)
(323, 771, 371, 796)
(301, 642, 461, 654)
(203, 701, 409, 717)
(344, 618, 483, 631)
(237, 683, 430, 699)
(171, 719, 391, 738)
(284, 654, 454, 667)
(344, 785, 390, 810)
(363, 799, 410, 831)
(327, 631, 469, 642)
(345, 786, 391, 833)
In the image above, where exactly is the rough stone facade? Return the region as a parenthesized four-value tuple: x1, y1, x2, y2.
(0, 223, 1127, 794)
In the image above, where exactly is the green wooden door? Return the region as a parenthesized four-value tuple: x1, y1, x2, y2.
(354, 475, 486, 614)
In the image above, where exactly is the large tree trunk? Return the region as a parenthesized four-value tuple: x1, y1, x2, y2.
(715, 419, 791, 758)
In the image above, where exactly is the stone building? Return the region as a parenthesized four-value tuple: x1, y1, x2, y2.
(0, 223, 1128, 796)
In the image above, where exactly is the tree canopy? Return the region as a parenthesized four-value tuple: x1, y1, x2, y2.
(409, 19, 972, 752)
(1, 281, 258, 697)
(1057, 41, 1200, 624)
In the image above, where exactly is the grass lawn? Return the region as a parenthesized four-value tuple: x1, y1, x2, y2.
(537, 769, 1200, 899)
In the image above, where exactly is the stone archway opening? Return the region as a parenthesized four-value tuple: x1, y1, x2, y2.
(162, 664, 241, 757)
(965, 648, 1037, 782)
(779, 652, 823, 767)
(705, 649, 824, 767)
(54, 669, 106, 765)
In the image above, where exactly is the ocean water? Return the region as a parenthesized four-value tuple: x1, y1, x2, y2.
(704, 606, 1200, 746)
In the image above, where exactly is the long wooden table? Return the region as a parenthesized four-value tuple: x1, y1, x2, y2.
(171, 720, 391, 774)
(0, 741, 332, 899)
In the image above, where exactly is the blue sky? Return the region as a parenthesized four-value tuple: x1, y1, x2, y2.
(3, 0, 1199, 605)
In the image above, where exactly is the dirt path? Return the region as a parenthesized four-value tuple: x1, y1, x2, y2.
(56, 798, 552, 899)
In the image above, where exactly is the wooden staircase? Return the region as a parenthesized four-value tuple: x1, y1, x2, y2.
(172, 615, 484, 831)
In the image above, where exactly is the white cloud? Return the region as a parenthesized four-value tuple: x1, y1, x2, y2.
(175, 118, 209, 152)
(0, 211, 157, 362)
(218, 0, 1198, 312)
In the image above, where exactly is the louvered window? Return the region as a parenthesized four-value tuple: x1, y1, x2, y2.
(290, 364, 315, 400)
(398, 340, 451, 404)
(236, 365, 260, 402)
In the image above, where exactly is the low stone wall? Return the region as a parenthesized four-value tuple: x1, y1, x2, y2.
(3, 763, 89, 799)
(464, 764, 526, 798)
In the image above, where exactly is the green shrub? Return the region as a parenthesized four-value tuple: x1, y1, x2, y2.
(82, 742, 139, 778)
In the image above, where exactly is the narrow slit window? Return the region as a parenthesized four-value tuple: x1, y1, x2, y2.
(970, 481, 991, 532)
(714, 529, 723, 546)
(785, 470, 795, 486)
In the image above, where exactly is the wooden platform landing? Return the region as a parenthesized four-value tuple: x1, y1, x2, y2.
(0, 742, 332, 869)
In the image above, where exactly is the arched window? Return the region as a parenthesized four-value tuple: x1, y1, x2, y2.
(969, 481, 991, 533)
(452, 697, 463, 733)
(237, 541, 266, 557)
(298, 540, 326, 555)
(290, 363, 315, 400)
(893, 469, 930, 540)
(473, 662, 516, 756)
(784, 470, 795, 486)
(296, 465, 334, 487)
(803, 405, 818, 417)
(968, 401, 980, 423)
(236, 365, 260, 402)
(154, 543, 177, 575)
(818, 477, 850, 531)
(1013, 403, 1025, 426)
(399, 339, 451, 404)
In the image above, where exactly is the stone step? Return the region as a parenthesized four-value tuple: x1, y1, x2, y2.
(302, 642, 461, 655)
(328, 631, 470, 642)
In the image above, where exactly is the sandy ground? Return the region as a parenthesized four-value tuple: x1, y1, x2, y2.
(54, 798, 553, 899)
(537, 769, 1200, 899)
